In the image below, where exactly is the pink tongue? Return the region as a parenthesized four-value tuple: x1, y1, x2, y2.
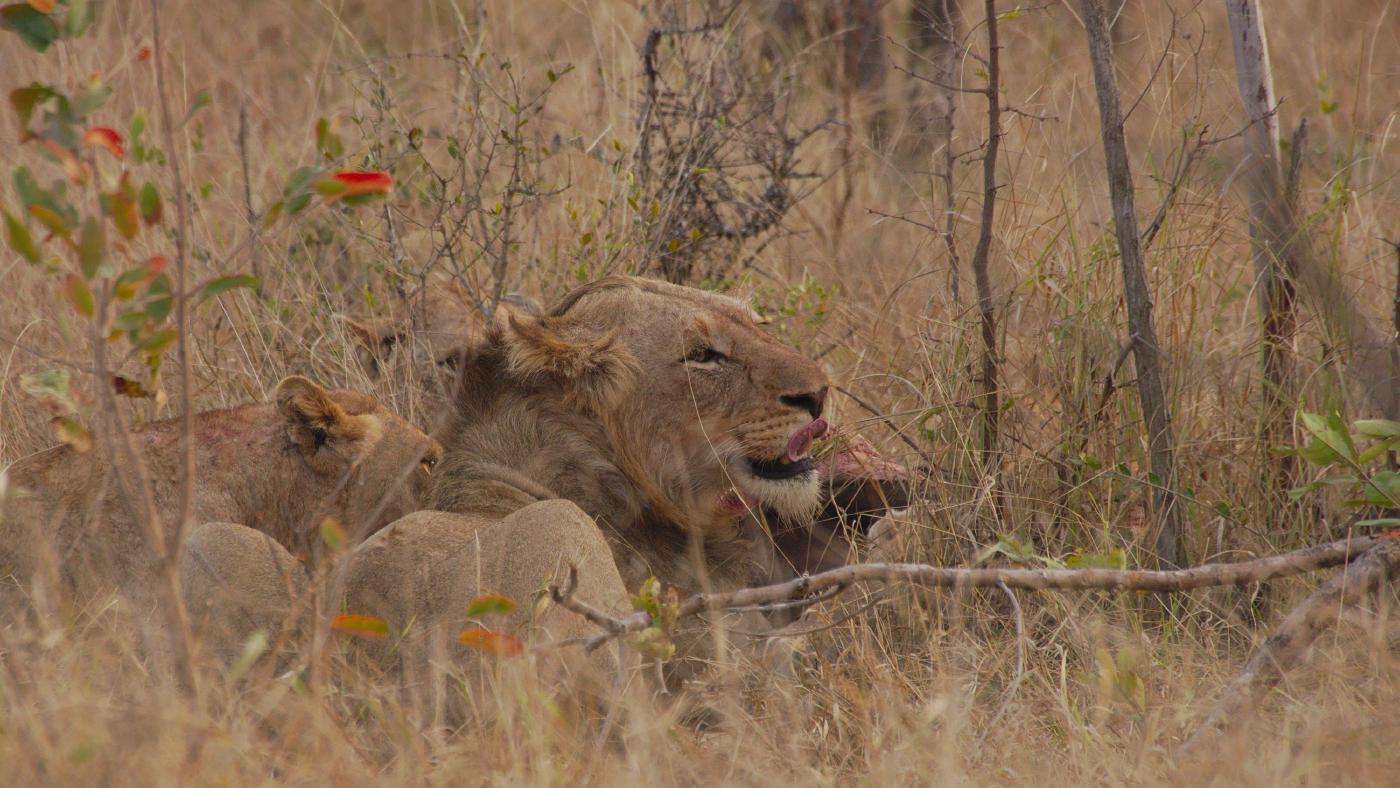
(787, 418, 830, 462)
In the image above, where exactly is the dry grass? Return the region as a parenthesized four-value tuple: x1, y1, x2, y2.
(2, 0, 1399, 783)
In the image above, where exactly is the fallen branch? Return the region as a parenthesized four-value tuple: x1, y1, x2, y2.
(549, 535, 1383, 651)
(1174, 538, 1400, 761)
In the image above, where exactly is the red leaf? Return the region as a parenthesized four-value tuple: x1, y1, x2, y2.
(82, 126, 125, 159)
(329, 614, 390, 639)
(456, 627, 524, 657)
(321, 170, 393, 203)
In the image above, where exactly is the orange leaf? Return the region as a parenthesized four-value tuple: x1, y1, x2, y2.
(27, 0, 56, 13)
(456, 627, 524, 657)
(321, 170, 393, 203)
(329, 614, 390, 639)
(82, 127, 125, 159)
(39, 138, 87, 184)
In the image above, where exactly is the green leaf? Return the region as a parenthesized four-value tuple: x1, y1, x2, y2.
(0, 4, 59, 52)
(71, 80, 111, 117)
(261, 200, 284, 227)
(1065, 548, 1128, 570)
(315, 117, 343, 160)
(138, 328, 177, 355)
(50, 415, 92, 453)
(1298, 437, 1341, 467)
(102, 186, 139, 240)
(1355, 518, 1400, 529)
(10, 83, 58, 133)
(465, 594, 517, 619)
(1354, 419, 1400, 440)
(14, 166, 79, 230)
(145, 275, 173, 322)
(1300, 411, 1355, 464)
(4, 209, 40, 264)
(28, 204, 69, 236)
(283, 166, 317, 198)
(200, 274, 258, 299)
(181, 89, 211, 126)
(138, 181, 161, 224)
(1364, 471, 1400, 507)
(63, 272, 94, 316)
(320, 517, 346, 551)
(20, 367, 79, 412)
(225, 630, 268, 683)
(77, 216, 103, 278)
(286, 192, 312, 215)
(64, 0, 94, 37)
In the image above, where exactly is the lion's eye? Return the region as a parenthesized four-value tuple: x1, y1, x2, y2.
(420, 453, 440, 472)
(683, 347, 726, 367)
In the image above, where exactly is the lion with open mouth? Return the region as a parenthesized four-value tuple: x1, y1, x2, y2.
(342, 276, 905, 697)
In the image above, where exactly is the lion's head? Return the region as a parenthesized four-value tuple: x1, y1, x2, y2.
(437, 276, 831, 538)
(272, 376, 444, 548)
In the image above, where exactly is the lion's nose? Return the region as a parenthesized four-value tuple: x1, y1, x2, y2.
(780, 385, 827, 421)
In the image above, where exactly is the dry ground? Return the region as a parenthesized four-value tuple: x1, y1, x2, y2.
(2, 0, 1399, 784)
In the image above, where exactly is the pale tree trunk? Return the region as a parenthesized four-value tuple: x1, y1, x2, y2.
(1079, 0, 1187, 568)
(908, 0, 963, 301)
(1226, 0, 1299, 486)
(1226, 0, 1399, 424)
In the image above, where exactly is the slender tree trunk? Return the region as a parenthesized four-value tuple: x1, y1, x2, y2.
(909, 0, 962, 302)
(1079, 0, 1186, 568)
(1226, 0, 1299, 488)
(967, 0, 1005, 532)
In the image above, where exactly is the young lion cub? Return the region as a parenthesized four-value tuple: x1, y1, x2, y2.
(0, 375, 442, 601)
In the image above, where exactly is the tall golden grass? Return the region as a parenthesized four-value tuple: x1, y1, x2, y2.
(2, 1, 1398, 782)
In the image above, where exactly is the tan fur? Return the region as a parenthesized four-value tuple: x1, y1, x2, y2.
(179, 522, 308, 664)
(0, 376, 442, 602)
(344, 276, 841, 690)
(341, 504, 632, 719)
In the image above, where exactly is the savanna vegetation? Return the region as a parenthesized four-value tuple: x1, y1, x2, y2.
(1, 0, 1398, 783)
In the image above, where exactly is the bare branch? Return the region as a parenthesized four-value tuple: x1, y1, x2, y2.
(552, 535, 1386, 651)
(969, 0, 1006, 532)
(145, 0, 199, 695)
(1175, 538, 1400, 760)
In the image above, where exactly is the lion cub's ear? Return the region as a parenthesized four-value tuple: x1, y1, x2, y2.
(502, 313, 637, 410)
(275, 376, 364, 457)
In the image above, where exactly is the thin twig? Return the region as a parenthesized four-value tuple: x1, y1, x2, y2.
(968, 0, 1006, 532)
(146, 0, 199, 695)
(977, 580, 1026, 744)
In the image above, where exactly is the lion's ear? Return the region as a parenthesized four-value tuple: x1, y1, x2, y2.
(275, 376, 363, 456)
(502, 313, 636, 409)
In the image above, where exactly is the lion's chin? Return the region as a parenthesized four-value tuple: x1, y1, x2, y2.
(721, 460, 822, 520)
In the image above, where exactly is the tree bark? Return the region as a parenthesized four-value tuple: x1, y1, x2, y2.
(1226, 0, 1299, 487)
(1079, 0, 1186, 568)
(550, 535, 1388, 651)
(909, 0, 963, 302)
(968, 0, 1005, 531)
